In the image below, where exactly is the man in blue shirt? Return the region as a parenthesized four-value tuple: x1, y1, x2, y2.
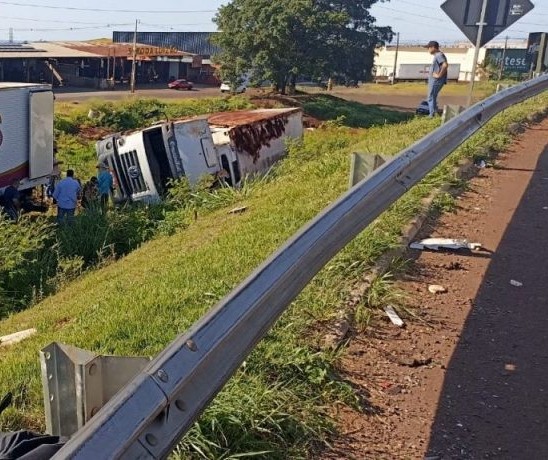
(53, 169, 81, 224)
(426, 40, 448, 117)
(97, 163, 113, 211)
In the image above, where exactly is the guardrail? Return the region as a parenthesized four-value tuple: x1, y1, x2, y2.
(54, 73, 548, 459)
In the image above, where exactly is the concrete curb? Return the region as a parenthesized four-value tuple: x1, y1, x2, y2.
(323, 106, 548, 350)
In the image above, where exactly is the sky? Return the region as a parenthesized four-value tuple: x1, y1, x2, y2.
(0, 0, 546, 44)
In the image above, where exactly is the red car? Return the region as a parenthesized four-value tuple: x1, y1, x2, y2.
(168, 79, 194, 91)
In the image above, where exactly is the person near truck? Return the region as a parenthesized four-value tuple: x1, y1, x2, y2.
(0, 179, 21, 221)
(53, 169, 81, 224)
(97, 163, 113, 211)
(426, 40, 448, 117)
(81, 176, 99, 210)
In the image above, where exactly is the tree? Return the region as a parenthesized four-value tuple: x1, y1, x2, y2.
(213, 0, 392, 94)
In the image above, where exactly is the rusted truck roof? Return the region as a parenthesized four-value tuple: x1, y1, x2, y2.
(207, 108, 302, 127)
(208, 108, 302, 163)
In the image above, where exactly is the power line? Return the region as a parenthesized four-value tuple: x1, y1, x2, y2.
(0, 23, 133, 32)
(0, 1, 216, 14)
(0, 14, 122, 24)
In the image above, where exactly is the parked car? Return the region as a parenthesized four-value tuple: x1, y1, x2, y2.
(168, 79, 193, 91)
(220, 81, 247, 94)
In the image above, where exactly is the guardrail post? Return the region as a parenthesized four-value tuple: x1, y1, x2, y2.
(40, 343, 150, 437)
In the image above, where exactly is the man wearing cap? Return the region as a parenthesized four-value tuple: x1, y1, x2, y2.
(97, 162, 113, 211)
(426, 40, 448, 117)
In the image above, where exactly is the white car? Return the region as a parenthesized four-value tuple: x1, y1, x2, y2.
(220, 81, 247, 94)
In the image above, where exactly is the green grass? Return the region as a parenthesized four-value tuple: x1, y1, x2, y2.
(298, 94, 411, 127)
(0, 92, 546, 458)
(321, 80, 501, 99)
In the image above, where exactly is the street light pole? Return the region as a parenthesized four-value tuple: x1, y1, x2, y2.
(130, 19, 139, 94)
(467, 0, 488, 107)
(499, 35, 509, 80)
(392, 32, 400, 85)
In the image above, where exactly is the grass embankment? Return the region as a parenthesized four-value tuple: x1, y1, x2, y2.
(0, 92, 546, 459)
(299, 94, 411, 127)
(301, 81, 502, 99)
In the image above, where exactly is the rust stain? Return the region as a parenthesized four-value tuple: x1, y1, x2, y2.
(208, 109, 301, 162)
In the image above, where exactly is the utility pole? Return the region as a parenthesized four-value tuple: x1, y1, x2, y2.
(391, 32, 400, 85)
(467, 0, 488, 107)
(499, 35, 508, 80)
(130, 19, 139, 94)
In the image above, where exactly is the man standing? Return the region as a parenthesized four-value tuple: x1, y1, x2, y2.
(426, 40, 449, 117)
(53, 169, 81, 224)
(97, 163, 113, 211)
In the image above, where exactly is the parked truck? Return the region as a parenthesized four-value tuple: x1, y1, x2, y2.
(395, 63, 461, 81)
(96, 107, 303, 203)
(0, 83, 54, 193)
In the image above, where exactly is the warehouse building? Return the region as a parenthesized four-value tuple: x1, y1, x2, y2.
(0, 40, 209, 87)
(112, 31, 219, 85)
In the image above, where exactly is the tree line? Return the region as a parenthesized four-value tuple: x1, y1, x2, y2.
(213, 0, 392, 94)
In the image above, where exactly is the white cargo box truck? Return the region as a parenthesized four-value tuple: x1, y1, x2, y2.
(96, 108, 303, 203)
(0, 83, 54, 192)
(395, 63, 461, 81)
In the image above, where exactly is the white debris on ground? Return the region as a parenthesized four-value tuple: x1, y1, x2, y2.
(410, 238, 482, 252)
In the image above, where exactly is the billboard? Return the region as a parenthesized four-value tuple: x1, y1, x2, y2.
(485, 48, 529, 73)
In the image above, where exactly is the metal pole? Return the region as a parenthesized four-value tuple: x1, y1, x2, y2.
(106, 48, 111, 82)
(499, 35, 508, 80)
(392, 32, 400, 85)
(130, 19, 138, 93)
(467, 0, 488, 107)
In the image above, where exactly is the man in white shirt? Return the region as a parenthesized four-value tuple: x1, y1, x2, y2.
(53, 169, 81, 224)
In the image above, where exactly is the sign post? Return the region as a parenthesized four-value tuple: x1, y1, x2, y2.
(441, 0, 535, 106)
(467, 0, 488, 107)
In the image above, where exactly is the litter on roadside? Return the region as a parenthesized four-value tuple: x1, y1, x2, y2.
(384, 305, 404, 327)
(410, 238, 482, 252)
(228, 206, 249, 215)
(428, 285, 447, 294)
(0, 328, 37, 348)
(510, 280, 523, 287)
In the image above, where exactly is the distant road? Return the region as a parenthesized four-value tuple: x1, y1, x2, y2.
(53, 82, 471, 110)
(54, 84, 223, 102)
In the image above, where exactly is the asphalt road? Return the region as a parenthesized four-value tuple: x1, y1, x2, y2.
(54, 84, 224, 102)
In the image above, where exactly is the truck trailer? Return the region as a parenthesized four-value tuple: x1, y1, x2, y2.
(0, 83, 54, 192)
(96, 108, 303, 203)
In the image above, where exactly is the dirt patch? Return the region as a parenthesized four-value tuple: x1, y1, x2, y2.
(322, 118, 548, 459)
(78, 126, 115, 141)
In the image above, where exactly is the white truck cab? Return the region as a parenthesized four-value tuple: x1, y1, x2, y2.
(97, 119, 217, 203)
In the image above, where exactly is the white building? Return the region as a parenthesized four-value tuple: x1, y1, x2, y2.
(374, 40, 528, 82)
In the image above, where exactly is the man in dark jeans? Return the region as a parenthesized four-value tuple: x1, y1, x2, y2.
(426, 40, 449, 117)
(1, 179, 21, 221)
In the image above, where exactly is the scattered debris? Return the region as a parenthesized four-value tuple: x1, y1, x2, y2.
(228, 206, 248, 215)
(323, 316, 351, 350)
(428, 285, 448, 295)
(410, 238, 482, 252)
(476, 160, 487, 169)
(510, 280, 523, 287)
(543, 207, 548, 211)
(400, 356, 433, 368)
(443, 261, 465, 271)
(384, 306, 405, 328)
(0, 328, 37, 348)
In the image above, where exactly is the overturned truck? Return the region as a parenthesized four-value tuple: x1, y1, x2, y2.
(96, 108, 303, 203)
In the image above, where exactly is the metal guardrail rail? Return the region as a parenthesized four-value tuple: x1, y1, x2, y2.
(54, 74, 548, 459)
